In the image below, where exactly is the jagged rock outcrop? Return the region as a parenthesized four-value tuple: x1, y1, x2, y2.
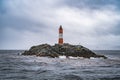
(22, 43, 107, 59)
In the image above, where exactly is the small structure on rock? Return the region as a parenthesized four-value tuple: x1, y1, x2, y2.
(58, 25, 63, 45)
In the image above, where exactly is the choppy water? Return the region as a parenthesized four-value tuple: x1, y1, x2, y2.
(0, 50, 120, 80)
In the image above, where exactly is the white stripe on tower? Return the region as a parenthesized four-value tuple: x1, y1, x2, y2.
(59, 33, 63, 38)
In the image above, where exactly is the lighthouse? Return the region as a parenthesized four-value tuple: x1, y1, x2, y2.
(58, 25, 63, 45)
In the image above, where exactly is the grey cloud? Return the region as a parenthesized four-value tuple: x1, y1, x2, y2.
(64, 0, 120, 10)
(0, 14, 47, 33)
(0, 0, 6, 14)
(111, 25, 120, 35)
(0, 0, 120, 49)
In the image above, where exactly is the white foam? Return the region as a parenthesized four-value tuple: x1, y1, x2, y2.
(69, 56, 84, 59)
(59, 56, 66, 59)
(90, 57, 103, 59)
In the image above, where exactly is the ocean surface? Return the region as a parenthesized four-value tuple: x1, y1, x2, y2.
(0, 50, 120, 80)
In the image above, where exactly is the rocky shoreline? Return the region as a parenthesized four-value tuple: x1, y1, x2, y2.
(22, 43, 107, 59)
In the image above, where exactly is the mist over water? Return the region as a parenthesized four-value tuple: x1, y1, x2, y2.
(0, 50, 120, 80)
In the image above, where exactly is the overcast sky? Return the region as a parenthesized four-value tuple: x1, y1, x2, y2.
(0, 0, 120, 50)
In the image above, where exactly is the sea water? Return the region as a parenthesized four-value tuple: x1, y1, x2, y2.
(0, 50, 120, 80)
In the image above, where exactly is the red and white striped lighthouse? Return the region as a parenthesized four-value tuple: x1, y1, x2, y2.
(58, 25, 63, 45)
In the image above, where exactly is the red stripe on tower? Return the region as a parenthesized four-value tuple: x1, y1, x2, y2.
(58, 25, 63, 45)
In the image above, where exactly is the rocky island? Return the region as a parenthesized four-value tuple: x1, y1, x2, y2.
(22, 26, 107, 59)
(22, 43, 107, 59)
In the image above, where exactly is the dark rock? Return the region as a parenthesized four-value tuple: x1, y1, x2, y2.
(36, 52, 59, 58)
(22, 43, 107, 59)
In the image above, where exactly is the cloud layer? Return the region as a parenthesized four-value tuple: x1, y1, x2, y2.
(0, 0, 120, 50)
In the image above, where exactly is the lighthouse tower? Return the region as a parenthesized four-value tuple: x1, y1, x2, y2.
(58, 25, 63, 45)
